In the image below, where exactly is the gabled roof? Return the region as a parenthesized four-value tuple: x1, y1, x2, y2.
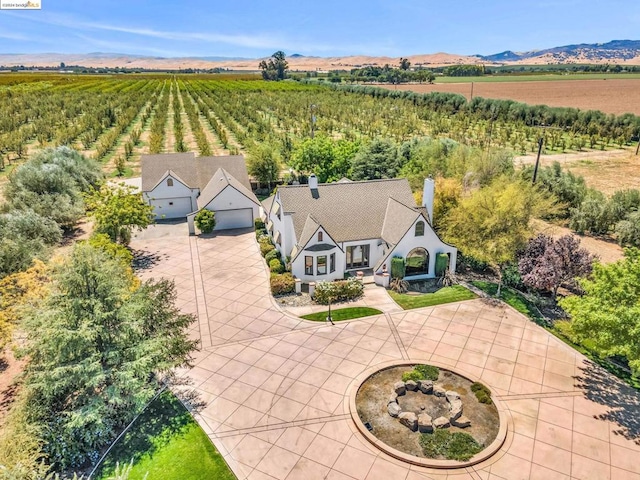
(197, 168, 259, 209)
(141, 153, 252, 192)
(150, 169, 192, 191)
(381, 198, 422, 246)
(261, 196, 274, 216)
(277, 178, 417, 244)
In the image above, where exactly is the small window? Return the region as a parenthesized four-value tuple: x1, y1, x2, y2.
(318, 231, 323, 242)
(415, 220, 425, 237)
(305, 256, 313, 275)
(330, 253, 335, 273)
(317, 256, 327, 275)
(167, 178, 174, 187)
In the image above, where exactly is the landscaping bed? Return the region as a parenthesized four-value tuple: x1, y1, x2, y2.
(301, 307, 382, 322)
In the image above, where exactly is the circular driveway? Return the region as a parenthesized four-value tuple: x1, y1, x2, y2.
(131, 224, 640, 480)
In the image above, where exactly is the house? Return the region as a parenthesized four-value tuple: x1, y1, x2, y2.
(141, 152, 260, 232)
(261, 175, 457, 283)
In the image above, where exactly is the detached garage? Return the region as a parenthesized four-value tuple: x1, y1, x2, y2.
(213, 208, 254, 230)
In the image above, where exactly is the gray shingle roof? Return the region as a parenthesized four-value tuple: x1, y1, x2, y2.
(141, 153, 252, 192)
(277, 178, 418, 245)
(381, 198, 421, 245)
(197, 168, 259, 210)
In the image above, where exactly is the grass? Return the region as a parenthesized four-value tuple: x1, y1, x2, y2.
(94, 390, 235, 480)
(470, 281, 542, 321)
(301, 306, 382, 322)
(389, 285, 476, 310)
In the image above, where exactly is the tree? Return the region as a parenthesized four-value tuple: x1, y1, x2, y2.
(351, 138, 402, 180)
(84, 183, 155, 245)
(399, 57, 411, 71)
(560, 248, 640, 375)
(259, 51, 289, 81)
(518, 234, 595, 297)
(195, 209, 216, 234)
(443, 177, 557, 296)
(290, 135, 358, 182)
(432, 177, 462, 229)
(615, 211, 640, 247)
(247, 143, 281, 190)
(20, 243, 197, 469)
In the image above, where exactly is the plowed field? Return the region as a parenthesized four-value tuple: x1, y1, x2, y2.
(382, 79, 640, 115)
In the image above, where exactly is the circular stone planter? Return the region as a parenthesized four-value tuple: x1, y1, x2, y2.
(349, 360, 508, 469)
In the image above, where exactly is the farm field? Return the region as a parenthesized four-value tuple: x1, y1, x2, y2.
(382, 78, 640, 115)
(1, 73, 639, 183)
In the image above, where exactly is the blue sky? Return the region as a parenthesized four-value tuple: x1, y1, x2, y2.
(0, 0, 638, 58)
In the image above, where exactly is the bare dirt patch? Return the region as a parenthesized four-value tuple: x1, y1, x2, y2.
(355, 365, 499, 459)
(385, 79, 640, 115)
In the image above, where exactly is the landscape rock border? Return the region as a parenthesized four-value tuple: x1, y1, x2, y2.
(349, 360, 510, 469)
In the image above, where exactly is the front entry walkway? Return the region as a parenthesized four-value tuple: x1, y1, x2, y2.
(131, 224, 640, 480)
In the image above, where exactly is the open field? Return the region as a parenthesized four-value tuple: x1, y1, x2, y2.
(382, 78, 640, 115)
(433, 73, 640, 83)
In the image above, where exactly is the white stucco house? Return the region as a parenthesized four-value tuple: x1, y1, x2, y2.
(141, 152, 260, 233)
(261, 175, 457, 283)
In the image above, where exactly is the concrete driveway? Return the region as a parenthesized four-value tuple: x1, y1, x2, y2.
(131, 224, 640, 480)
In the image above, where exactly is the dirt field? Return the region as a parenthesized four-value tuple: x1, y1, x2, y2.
(384, 79, 640, 115)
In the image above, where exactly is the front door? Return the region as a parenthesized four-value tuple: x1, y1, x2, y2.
(346, 244, 370, 269)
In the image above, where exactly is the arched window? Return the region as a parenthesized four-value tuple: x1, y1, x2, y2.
(167, 178, 174, 187)
(415, 220, 425, 237)
(405, 248, 429, 276)
(318, 231, 323, 242)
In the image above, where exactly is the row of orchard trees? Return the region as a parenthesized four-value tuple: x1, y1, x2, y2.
(0, 147, 196, 478)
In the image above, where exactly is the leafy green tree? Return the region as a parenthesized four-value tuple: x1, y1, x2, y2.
(399, 58, 411, 71)
(351, 138, 402, 180)
(560, 248, 640, 375)
(84, 184, 155, 245)
(259, 51, 289, 81)
(247, 143, 281, 190)
(521, 162, 587, 217)
(615, 211, 640, 247)
(569, 189, 611, 235)
(21, 243, 197, 469)
(290, 135, 358, 182)
(195, 209, 216, 234)
(443, 177, 557, 295)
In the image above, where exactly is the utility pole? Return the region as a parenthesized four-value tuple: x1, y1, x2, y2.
(635, 139, 640, 156)
(532, 137, 544, 184)
(470, 82, 474, 101)
(310, 104, 316, 138)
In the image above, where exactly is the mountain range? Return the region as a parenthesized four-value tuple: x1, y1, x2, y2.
(1, 40, 639, 70)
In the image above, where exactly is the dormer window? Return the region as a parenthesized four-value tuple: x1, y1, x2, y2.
(167, 178, 174, 187)
(415, 220, 425, 237)
(318, 231, 323, 242)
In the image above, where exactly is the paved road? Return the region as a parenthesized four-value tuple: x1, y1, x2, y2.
(131, 224, 640, 480)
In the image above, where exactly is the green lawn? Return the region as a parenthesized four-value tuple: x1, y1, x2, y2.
(94, 390, 235, 480)
(301, 306, 382, 321)
(389, 285, 476, 310)
(470, 281, 541, 321)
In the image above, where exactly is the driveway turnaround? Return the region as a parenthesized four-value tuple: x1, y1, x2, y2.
(131, 224, 640, 480)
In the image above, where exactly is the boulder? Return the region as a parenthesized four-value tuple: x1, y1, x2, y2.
(433, 416, 450, 429)
(418, 380, 433, 394)
(452, 416, 471, 428)
(433, 385, 446, 397)
(394, 381, 406, 396)
(387, 402, 402, 417)
(449, 399, 463, 421)
(398, 411, 418, 431)
(418, 413, 433, 433)
(445, 390, 461, 403)
(388, 392, 398, 404)
(405, 380, 418, 391)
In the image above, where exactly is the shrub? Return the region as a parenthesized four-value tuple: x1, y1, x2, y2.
(194, 209, 216, 234)
(415, 364, 440, 381)
(420, 429, 483, 461)
(256, 227, 268, 238)
(402, 370, 423, 382)
(390, 277, 409, 293)
(470, 382, 492, 404)
(435, 253, 449, 277)
(264, 249, 281, 263)
(254, 218, 265, 230)
(260, 241, 276, 257)
(313, 277, 364, 304)
(270, 273, 295, 295)
(391, 256, 405, 279)
(269, 258, 285, 273)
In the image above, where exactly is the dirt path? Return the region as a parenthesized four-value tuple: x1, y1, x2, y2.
(514, 148, 632, 167)
(533, 219, 624, 264)
(0, 348, 26, 424)
(164, 85, 175, 153)
(174, 83, 199, 154)
(182, 89, 227, 155)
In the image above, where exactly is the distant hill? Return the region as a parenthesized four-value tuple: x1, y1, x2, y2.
(1, 40, 639, 71)
(480, 40, 640, 64)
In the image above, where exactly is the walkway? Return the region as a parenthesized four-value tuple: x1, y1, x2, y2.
(131, 224, 640, 480)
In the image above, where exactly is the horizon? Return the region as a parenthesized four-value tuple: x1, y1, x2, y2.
(0, 0, 638, 58)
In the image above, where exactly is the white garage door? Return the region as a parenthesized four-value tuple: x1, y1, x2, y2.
(214, 208, 253, 230)
(150, 197, 193, 219)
